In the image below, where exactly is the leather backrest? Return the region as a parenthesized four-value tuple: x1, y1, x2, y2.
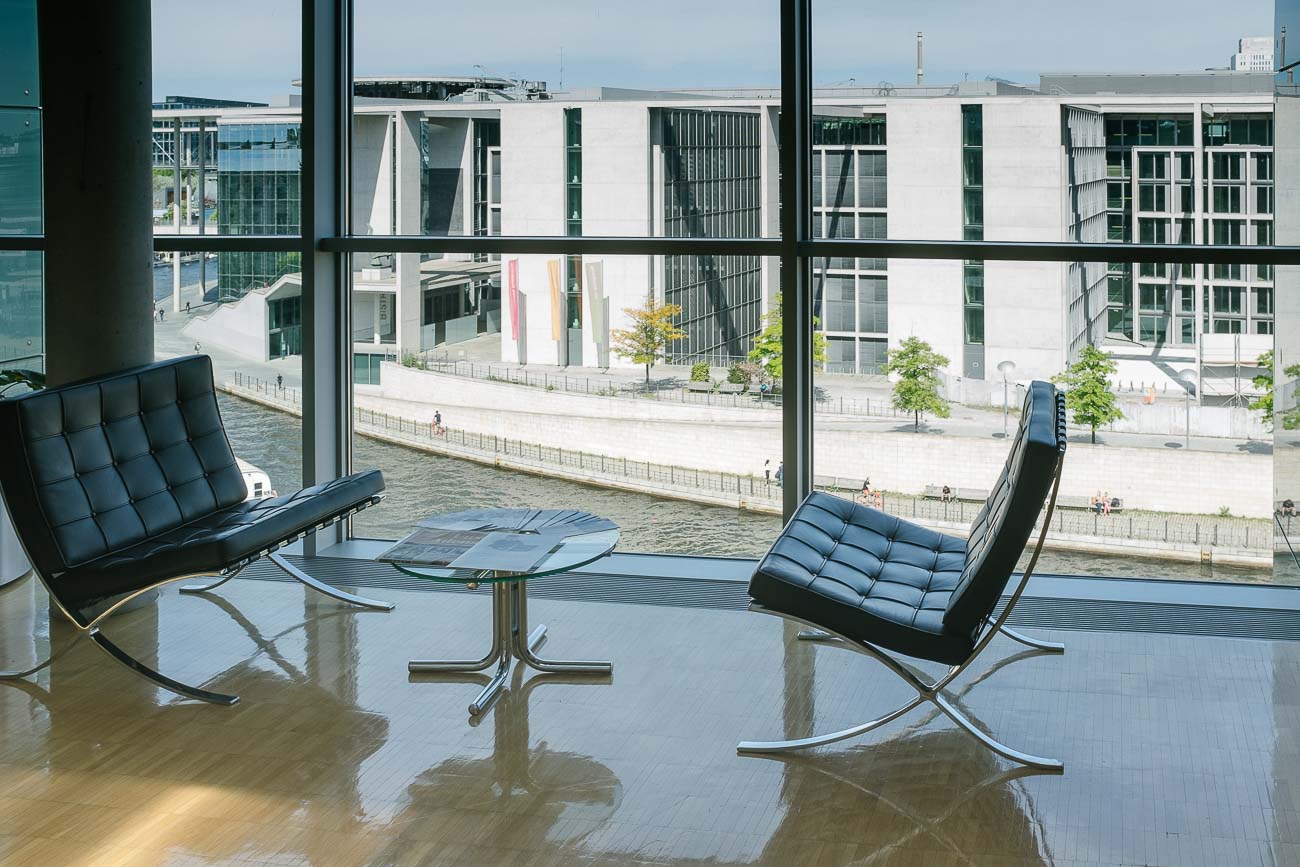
(942, 380, 1066, 638)
(0, 356, 246, 577)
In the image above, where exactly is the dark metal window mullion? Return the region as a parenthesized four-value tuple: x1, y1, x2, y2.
(780, 0, 814, 521)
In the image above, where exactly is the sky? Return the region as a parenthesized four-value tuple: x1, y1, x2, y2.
(153, 0, 1277, 104)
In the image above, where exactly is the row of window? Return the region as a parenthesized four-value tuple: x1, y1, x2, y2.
(1121, 182, 1275, 216)
(961, 106, 985, 347)
(812, 116, 886, 147)
(1104, 115, 1271, 149)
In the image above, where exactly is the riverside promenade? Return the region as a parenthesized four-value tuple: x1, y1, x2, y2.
(225, 374, 1271, 568)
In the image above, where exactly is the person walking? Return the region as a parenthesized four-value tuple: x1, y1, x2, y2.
(159, 307, 165, 322)
(764, 459, 771, 483)
(434, 410, 443, 436)
(276, 374, 283, 391)
(185, 301, 192, 314)
(774, 462, 784, 487)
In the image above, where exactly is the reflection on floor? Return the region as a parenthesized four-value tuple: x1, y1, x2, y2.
(0, 574, 1297, 866)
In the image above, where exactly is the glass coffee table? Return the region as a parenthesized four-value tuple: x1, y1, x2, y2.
(387, 509, 618, 716)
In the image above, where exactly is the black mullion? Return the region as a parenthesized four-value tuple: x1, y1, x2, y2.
(780, 0, 814, 520)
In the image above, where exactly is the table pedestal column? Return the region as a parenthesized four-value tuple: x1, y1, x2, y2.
(409, 577, 612, 716)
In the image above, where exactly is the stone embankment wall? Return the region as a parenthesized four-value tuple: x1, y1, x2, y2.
(379, 363, 1273, 519)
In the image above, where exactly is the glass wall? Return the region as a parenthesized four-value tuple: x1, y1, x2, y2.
(150, 3, 303, 498)
(347, 251, 782, 556)
(802, 0, 1290, 584)
(813, 257, 1280, 583)
(0, 0, 42, 375)
(138, 1, 1299, 586)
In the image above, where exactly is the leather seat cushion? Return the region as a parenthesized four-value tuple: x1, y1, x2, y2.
(749, 491, 976, 665)
(59, 470, 384, 619)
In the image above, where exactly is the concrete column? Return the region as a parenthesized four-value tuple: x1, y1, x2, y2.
(39, 0, 154, 386)
(395, 111, 424, 354)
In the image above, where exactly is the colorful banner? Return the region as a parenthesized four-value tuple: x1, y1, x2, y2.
(547, 259, 563, 342)
(507, 259, 519, 341)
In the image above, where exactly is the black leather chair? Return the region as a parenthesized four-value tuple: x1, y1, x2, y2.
(738, 380, 1068, 770)
(0, 355, 390, 705)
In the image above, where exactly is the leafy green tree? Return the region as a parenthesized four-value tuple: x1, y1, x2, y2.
(747, 292, 828, 380)
(1249, 350, 1300, 431)
(1052, 345, 1122, 444)
(882, 337, 951, 431)
(611, 294, 687, 383)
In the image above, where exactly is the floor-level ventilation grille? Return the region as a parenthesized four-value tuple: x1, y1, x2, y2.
(238, 556, 1300, 643)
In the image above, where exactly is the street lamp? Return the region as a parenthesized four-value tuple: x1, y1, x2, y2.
(1177, 368, 1198, 449)
(997, 360, 1016, 437)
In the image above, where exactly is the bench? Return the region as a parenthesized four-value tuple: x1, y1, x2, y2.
(686, 381, 713, 393)
(923, 485, 988, 503)
(1058, 495, 1125, 512)
(718, 382, 746, 394)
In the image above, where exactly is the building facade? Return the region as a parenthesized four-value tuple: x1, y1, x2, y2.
(1232, 36, 1275, 72)
(155, 73, 1280, 393)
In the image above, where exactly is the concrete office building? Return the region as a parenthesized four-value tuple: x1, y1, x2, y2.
(157, 72, 1279, 393)
(1232, 36, 1276, 72)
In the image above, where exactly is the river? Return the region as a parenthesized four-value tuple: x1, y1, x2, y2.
(218, 393, 1286, 584)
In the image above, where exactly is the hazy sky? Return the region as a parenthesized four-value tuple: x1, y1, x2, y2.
(153, 1, 1276, 103)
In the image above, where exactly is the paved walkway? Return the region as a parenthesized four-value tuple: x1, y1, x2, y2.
(152, 275, 1268, 456)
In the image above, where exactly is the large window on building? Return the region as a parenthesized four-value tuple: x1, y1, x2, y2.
(140, 0, 1297, 587)
(148, 2, 304, 502)
(0, 0, 42, 379)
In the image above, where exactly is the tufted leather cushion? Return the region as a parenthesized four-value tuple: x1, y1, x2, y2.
(751, 492, 975, 663)
(748, 381, 1065, 665)
(58, 471, 385, 623)
(0, 356, 247, 575)
(0, 356, 387, 626)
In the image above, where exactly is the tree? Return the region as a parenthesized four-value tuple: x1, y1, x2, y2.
(610, 294, 686, 383)
(882, 337, 951, 431)
(1052, 345, 1122, 444)
(746, 292, 828, 381)
(1249, 350, 1300, 431)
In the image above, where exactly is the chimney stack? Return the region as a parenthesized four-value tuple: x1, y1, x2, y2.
(917, 31, 924, 86)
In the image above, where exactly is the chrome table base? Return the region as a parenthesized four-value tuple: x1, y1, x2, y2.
(409, 577, 612, 716)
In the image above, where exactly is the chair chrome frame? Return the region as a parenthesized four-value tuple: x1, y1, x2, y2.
(737, 456, 1066, 771)
(0, 496, 388, 706)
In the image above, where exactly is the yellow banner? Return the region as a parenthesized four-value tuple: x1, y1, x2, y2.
(548, 259, 563, 341)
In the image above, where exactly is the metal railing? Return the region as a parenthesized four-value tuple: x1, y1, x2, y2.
(226, 372, 1271, 553)
(394, 355, 906, 418)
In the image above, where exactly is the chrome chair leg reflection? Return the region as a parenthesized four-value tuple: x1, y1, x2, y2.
(0, 571, 71, 679)
(0, 571, 239, 704)
(409, 574, 611, 717)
